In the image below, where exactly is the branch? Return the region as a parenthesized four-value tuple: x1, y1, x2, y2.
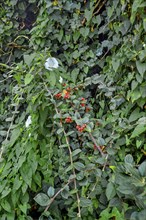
(44, 178, 74, 212)
(88, 132, 105, 157)
(93, 0, 107, 16)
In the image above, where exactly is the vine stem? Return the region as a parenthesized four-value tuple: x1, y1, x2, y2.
(44, 178, 74, 212)
(88, 132, 105, 157)
(93, 0, 107, 16)
(0, 63, 16, 70)
(42, 81, 81, 218)
(0, 106, 18, 159)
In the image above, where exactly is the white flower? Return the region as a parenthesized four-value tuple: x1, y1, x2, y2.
(25, 116, 32, 128)
(59, 76, 63, 83)
(44, 57, 59, 71)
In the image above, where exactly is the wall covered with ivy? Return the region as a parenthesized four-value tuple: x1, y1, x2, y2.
(0, 0, 146, 219)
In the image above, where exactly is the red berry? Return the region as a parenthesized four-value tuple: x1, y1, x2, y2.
(54, 93, 62, 99)
(85, 106, 90, 112)
(64, 92, 70, 99)
(81, 103, 85, 107)
(66, 87, 71, 91)
(65, 117, 73, 123)
(76, 124, 86, 132)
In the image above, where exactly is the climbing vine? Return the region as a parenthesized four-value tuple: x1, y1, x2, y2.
(0, 0, 146, 219)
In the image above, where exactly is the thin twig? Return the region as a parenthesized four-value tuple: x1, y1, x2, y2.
(88, 132, 105, 157)
(0, 63, 16, 70)
(94, 0, 102, 12)
(0, 106, 17, 159)
(63, 129, 81, 218)
(0, 71, 13, 83)
(44, 178, 74, 212)
(93, 0, 107, 16)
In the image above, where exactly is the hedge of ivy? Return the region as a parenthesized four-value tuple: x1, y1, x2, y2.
(0, 0, 146, 219)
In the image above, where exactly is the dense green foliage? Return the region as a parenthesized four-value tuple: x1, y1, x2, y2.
(0, 0, 146, 219)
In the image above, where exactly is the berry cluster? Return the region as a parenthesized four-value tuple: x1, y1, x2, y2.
(80, 97, 86, 107)
(65, 117, 73, 123)
(76, 124, 86, 132)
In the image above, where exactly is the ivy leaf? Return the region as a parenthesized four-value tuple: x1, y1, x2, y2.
(131, 124, 146, 138)
(1, 200, 11, 212)
(24, 54, 35, 66)
(71, 68, 79, 83)
(34, 193, 50, 206)
(80, 27, 89, 38)
(112, 58, 120, 72)
(46, 72, 56, 87)
(24, 73, 34, 86)
(136, 61, 146, 77)
(19, 203, 27, 214)
(84, 9, 92, 22)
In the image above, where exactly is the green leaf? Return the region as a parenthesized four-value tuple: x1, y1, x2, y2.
(136, 61, 146, 77)
(130, 0, 143, 23)
(129, 108, 141, 122)
(61, 186, 69, 199)
(1, 188, 11, 199)
(66, 131, 74, 136)
(12, 175, 23, 193)
(74, 162, 85, 171)
(19, 203, 27, 214)
(24, 53, 35, 66)
(131, 124, 146, 138)
(71, 68, 79, 83)
(84, 9, 93, 22)
(20, 162, 32, 187)
(99, 208, 111, 220)
(72, 149, 82, 157)
(131, 90, 141, 102)
(106, 182, 116, 201)
(136, 140, 142, 148)
(46, 72, 56, 87)
(73, 30, 80, 42)
(138, 161, 146, 177)
(124, 154, 134, 164)
(1, 200, 11, 212)
(24, 73, 34, 86)
(80, 27, 89, 38)
(57, 128, 64, 134)
(107, 6, 114, 18)
(47, 186, 55, 198)
(112, 58, 120, 72)
(34, 193, 50, 206)
(111, 207, 124, 220)
(80, 197, 92, 207)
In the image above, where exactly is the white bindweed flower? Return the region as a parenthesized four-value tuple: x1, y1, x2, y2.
(25, 116, 32, 128)
(45, 57, 59, 71)
(59, 76, 63, 83)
